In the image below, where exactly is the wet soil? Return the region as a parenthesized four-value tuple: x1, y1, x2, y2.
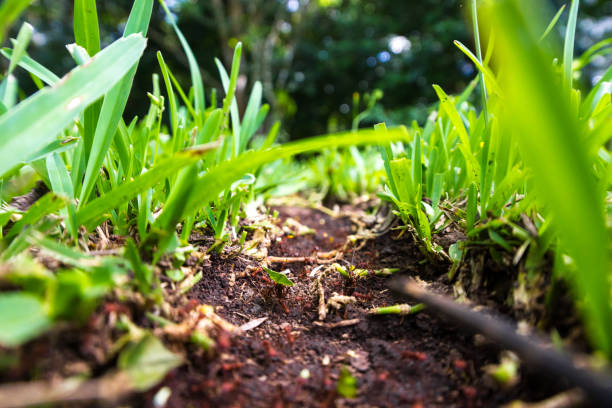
(159, 205, 569, 407)
(0, 204, 575, 407)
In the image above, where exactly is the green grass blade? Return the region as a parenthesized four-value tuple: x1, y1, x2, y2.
(0, 73, 17, 109)
(78, 65, 139, 205)
(157, 51, 178, 136)
(174, 128, 409, 224)
(1, 48, 61, 85)
(563, 0, 579, 91)
(539, 4, 566, 42)
(453, 40, 502, 97)
(7, 22, 33, 74)
(0, 34, 147, 177)
(73, 0, 100, 56)
(216, 43, 243, 157)
(0, 0, 32, 45)
(390, 157, 416, 214)
(197, 108, 223, 145)
(239, 81, 263, 153)
(73, 0, 101, 161)
(124, 0, 153, 36)
(574, 38, 612, 71)
(5, 192, 67, 240)
(485, 0, 612, 355)
(159, 0, 204, 124)
(78, 1, 153, 206)
(374, 122, 400, 198)
(76, 147, 214, 230)
(466, 182, 477, 232)
(432, 84, 479, 180)
(471, 0, 488, 121)
(46, 152, 77, 241)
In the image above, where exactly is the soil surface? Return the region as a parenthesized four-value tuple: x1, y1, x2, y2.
(159, 205, 569, 407)
(0, 203, 575, 408)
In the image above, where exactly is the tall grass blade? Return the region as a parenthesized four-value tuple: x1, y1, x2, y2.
(485, 0, 612, 355)
(73, 0, 100, 56)
(471, 0, 488, 121)
(74, 0, 101, 160)
(563, 0, 579, 91)
(0, 34, 147, 177)
(0, 0, 32, 45)
(78, 0, 153, 206)
(539, 4, 566, 42)
(46, 152, 77, 241)
(159, 0, 205, 125)
(174, 128, 409, 224)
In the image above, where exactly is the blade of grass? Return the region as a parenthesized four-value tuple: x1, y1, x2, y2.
(432, 84, 479, 181)
(172, 128, 409, 225)
(76, 146, 216, 230)
(7, 22, 33, 75)
(0, 0, 32, 45)
(46, 152, 77, 241)
(485, 0, 612, 355)
(73, 0, 100, 56)
(78, 0, 153, 206)
(0, 48, 61, 85)
(563, 0, 579, 92)
(74, 0, 101, 161)
(539, 4, 566, 42)
(471, 0, 488, 121)
(5, 192, 67, 240)
(157, 51, 178, 137)
(215, 43, 243, 157)
(0, 34, 147, 177)
(158, 0, 204, 126)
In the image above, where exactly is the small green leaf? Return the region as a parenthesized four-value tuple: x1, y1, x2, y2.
(488, 229, 512, 252)
(337, 366, 357, 398)
(0, 292, 51, 347)
(118, 334, 183, 391)
(262, 266, 294, 287)
(449, 241, 464, 263)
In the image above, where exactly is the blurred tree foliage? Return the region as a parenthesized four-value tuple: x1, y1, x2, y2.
(4, 0, 611, 139)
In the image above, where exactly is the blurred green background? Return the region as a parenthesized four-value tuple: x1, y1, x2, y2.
(4, 0, 611, 139)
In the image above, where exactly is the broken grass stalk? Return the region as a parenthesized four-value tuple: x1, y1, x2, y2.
(368, 303, 425, 316)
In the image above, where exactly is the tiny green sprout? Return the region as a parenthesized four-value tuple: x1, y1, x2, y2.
(373, 268, 400, 276)
(147, 92, 163, 108)
(368, 303, 425, 316)
(262, 266, 294, 287)
(337, 366, 357, 398)
(191, 330, 214, 351)
(333, 263, 368, 279)
(239, 229, 248, 247)
(486, 351, 520, 387)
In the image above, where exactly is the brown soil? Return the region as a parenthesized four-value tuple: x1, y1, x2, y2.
(0, 203, 575, 407)
(157, 205, 569, 408)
